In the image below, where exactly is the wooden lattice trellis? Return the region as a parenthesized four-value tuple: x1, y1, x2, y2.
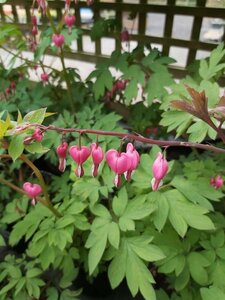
(0, 0, 225, 78)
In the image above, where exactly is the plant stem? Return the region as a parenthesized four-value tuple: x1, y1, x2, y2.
(0, 45, 56, 72)
(0, 177, 46, 206)
(59, 47, 75, 113)
(24, 123, 225, 155)
(0, 177, 25, 194)
(0, 154, 62, 217)
(45, 5, 75, 113)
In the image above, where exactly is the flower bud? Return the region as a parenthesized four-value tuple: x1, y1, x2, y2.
(31, 26, 38, 36)
(56, 141, 69, 172)
(31, 16, 37, 26)
(210, 175, 223, 189)
(124, 143, 140, 181)
(151, 152, 168, 191)
(91, 143, 104, 177)
(121, 28, 129, 43)
(41, 72, 49, 82)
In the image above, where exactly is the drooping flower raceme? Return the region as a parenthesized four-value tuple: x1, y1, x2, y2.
(52, 34, 65, 48)
(210, 175, 224, 189)
(23, 182, 42, 205)
(124, 143, 140, 181)
(91, 143, 104, 177)
(56, 141, 69, 172)
(69, 146, 91, 177)
(151, 152, 168, 191)
(106, 149, 130, 187)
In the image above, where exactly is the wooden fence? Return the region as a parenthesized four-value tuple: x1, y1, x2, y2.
(0, 0, 225, 78)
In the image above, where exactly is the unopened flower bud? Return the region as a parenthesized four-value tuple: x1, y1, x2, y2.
(56, 141, 69, 172)
(91, 143, 104, 177)
(41, 72, 49, 82)
(121, 28, 129, 43)
(31, 16, 37, 26)
(210, 175, 223, 189)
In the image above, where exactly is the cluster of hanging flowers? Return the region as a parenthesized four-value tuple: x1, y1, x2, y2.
(21, 126, 224, 206)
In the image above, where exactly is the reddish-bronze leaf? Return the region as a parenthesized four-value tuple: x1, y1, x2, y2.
(185, 85, 210, 122)
(171, 100, 197, 116)
(218, 96, 225, 107)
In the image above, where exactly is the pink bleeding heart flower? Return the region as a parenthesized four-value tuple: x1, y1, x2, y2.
(23, 182, 42, 205)
(106, 149, 130, 187)
(52, 34, 65, 48)
(37, 0, 47, 14)
(121, 28, 129, 43)
(31, 16, 37, 26)
(56, 141, 69, 172)
(69, 145, 91, 177)
(10, 81, 16, 91)
(65, 0, 71, 9)
(91, 143, 104, 177)
(210, 175, 224, 189)
(41, 72, 49, 82)
(32, 128, 43, 142)
(31, 26, 38, 36)
(64, 15, 76, 34)
(124, 143, 140, 181)
(151, 152, 168, 191)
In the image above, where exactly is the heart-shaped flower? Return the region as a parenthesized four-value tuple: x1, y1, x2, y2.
(23, 182, 42, 205)
(52, 34, 65, 48)
(106, 149, 130, 187)
(124, 143, 140, 181)
(69, 145, 91, 177)
(91, 143, 104, 177)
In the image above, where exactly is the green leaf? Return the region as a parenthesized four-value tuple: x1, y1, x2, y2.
(87, 228, 108, 274)
(112, 186, 128, 217)
(108, 239, 127, 288)
(26, 268, 42, 278)
(93, 69, 113, 100)
(153, 193, 169, 231)
(187, 252, 210, 285)
(201, 286, 225, 300)
(0, 279, 19, 295)
(123, 79, 138, 104)
(23, 108, 47, 124)
(108, 236, 156, 300)
(108, 222, 120, 249)
(166, 190, 215, 237)
(46, 287, 59, 300)
(160, 111, 192, 138)
(8, 134, 25, 161)
(34, 37, 51, 61)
